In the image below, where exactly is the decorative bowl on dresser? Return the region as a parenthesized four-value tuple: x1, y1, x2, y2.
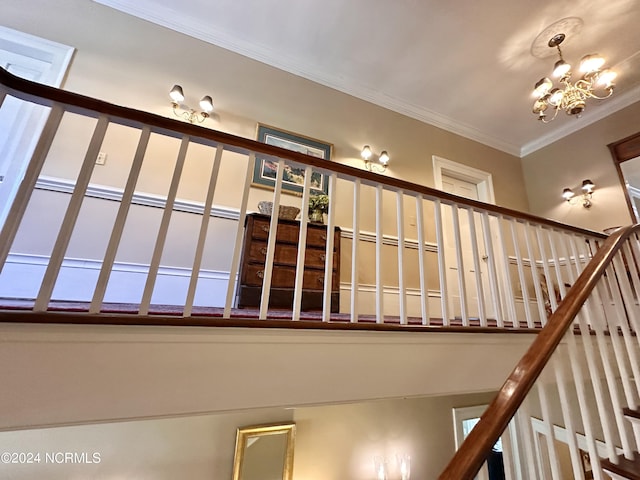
(236, 213, 340, 312)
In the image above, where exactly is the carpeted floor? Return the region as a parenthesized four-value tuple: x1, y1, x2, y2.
(0, 297, 540, 328)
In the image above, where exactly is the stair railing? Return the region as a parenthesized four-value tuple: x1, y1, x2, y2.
(440, 225, 640, 479)
(0, 67, 606, 328)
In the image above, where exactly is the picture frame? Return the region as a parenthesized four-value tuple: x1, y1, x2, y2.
(253, 124, 332, 195)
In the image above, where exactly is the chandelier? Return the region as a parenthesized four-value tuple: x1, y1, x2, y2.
(532, 33, 617, 123)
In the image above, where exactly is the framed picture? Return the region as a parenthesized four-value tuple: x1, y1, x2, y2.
(253, 124, 332, 195)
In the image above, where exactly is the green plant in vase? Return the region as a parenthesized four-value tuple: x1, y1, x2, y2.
(308, 194, 329, 223)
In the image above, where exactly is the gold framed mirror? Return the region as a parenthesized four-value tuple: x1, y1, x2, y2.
(232, 422, 296, 480)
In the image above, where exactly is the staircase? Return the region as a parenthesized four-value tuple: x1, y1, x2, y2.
(440, 226, 640, 479)
(602, 409, 640, 480)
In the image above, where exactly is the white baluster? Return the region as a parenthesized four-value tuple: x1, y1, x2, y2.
(35, 115, 110, 312)
(516, 398, 543, 479)
(322, 173, 337, 322)
(350, 179, 361, 323)
(223, 152, 256, 318)
(375, 184, 384, 323)
(537, 381, 564, 479)
(183, 144, 224, 317)
(90, 126, 151, 313)
(433, 198, 449, 325)
(396, 190, 407, 325)
(292, 165, 313, 322)
(451, 204, 468, 325)
(496, 216, 518, 328)
(481, 212, 503, 327)
(524, 223, 547, 327)
(139, 135, 189, 315)
(0, 104, 64, 274)
(510, 220, 534, 328)
(258, 158, 285, 320)
(467, 207, 486, 326)
(415, 195, 430, 325)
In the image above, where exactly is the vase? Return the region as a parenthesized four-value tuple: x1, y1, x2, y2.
(309, 209, 324, 224)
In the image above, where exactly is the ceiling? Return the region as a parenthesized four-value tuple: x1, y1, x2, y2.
(94, 0, 640, 157)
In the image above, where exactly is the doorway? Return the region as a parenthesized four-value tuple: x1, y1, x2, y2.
(453, 405, 521, 480)
(0, 26, 74, 227)
(433, 156, 501, 321)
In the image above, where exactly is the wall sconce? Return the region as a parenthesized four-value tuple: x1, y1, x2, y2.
(361, 145, 390, 173)
(169, 84, 214, 124)
(562, 179, 595, 208)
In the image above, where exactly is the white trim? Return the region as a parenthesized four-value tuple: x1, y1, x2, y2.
(35, 175, 240, 220)
(35, 175, 441, 249)
(432, 156, 496, 205)
(0, 26, 74, 86)
(1, 253, 234, 305)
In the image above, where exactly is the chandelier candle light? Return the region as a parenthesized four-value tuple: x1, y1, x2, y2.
(532, 33, 617, 123)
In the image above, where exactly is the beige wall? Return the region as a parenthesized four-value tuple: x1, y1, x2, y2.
(3, 0, 528, 212)
(0, 391, 496, 480)
(522, 101, 640, 233)
(293, 391, 496, 480)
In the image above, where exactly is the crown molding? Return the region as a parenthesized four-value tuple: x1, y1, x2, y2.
(520, 83, 640, 157)
(93, 0, 521, 157)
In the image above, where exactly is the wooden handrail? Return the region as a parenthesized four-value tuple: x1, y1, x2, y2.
(439, 225, 637, 479)
(0, 67, 605, 239)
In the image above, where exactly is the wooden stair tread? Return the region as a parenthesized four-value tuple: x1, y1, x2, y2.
(601, 455, 640, 480)
(623, 408, 640, 420)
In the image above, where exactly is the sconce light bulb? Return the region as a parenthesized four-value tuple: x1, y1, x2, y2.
(379, 151, 390, 166)
(562, 188, 575, 201)
(361, 145, 372, 160)
(199, 95, 214, 113)
(169, 84, 185, 103)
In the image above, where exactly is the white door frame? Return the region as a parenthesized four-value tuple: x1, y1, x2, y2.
(0, 26, 74, 227)
(433, 156, 502, 320)
(432, 156, 496, 205)
(453, 404, 522, 480)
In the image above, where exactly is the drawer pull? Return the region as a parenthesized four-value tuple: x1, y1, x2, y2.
(260, 247, 268, 255)
(317, 276, 324, 284)
(319, 253, 326, 261)
(260, 225, 269, 233)
(256, 270, 264, 279)
(320, 233, 327, 240)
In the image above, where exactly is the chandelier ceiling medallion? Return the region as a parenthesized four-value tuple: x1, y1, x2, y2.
(532, 32, 617, 123)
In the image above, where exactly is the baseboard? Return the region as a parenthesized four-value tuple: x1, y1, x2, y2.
(1, 253, 234, 306)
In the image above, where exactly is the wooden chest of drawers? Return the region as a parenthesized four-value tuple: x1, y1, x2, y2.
(236, 213, 340, 312)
